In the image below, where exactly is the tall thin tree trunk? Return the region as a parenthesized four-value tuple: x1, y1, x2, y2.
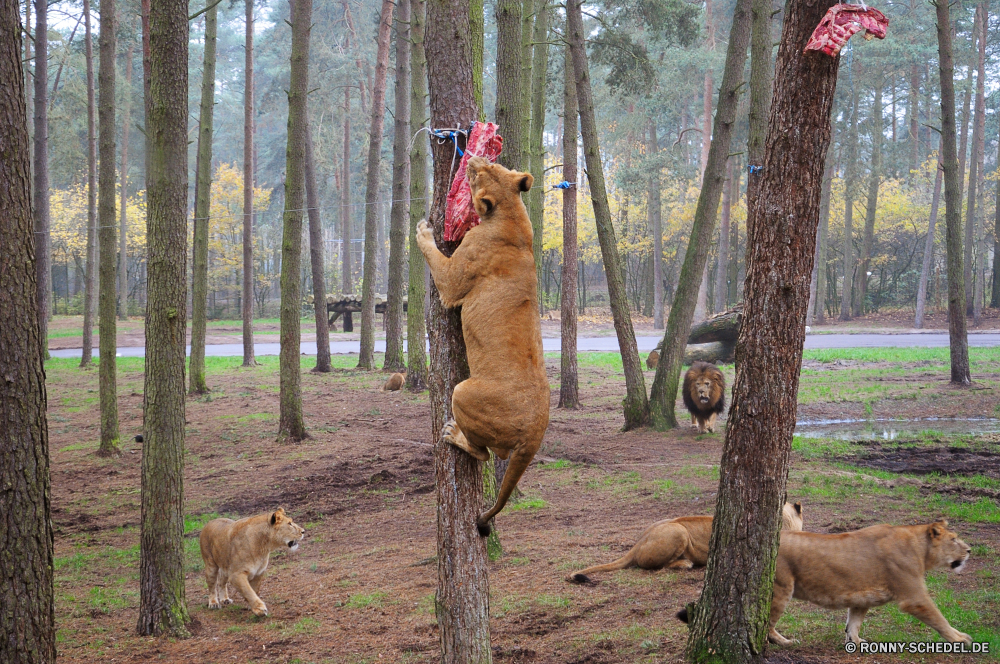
(958, 48, 972, 308)
(190, 1, 218, 394)
(810, 150, 834, 325)
(559, 38, 579, 409)
(425, 0, 491, 656)
(991, 134, 1000, 308)
(33, 0, 49, 359)
(277, 0, 313, 442)
(915, 163, 943, 327)
(969, 2, 986, 323)
(855, 82, 881, 318)
(342, 85, 353, 328)
(935, 0, 971, 385)
(683, 0, 840, 658)
(0, 5, 56, 658)
(97, 0, 119, 457)
(746, 0, 771, 207)
(242, 0, 257, 366)
(137, 0, 190, 635)
(520, 0, 534, 161)
(700, 0, 714, 178)
(406, 0, 428, 391)
(384, 0, 411, 373)
(527, 1, 549, 298)
(649, 0, 750, 430)
(840, 85, 858, 321)
(80, 0, 97, 367)
(306, 124, 331, 372)
(715, 157, 732, 313)
(568, 0, 649, 429)
(728, 166, 741, 304)
(650, 118, 664, 328)
(496, 0, 523, 171)
(358, 0, 394, 370)
(118, 42, 134, 320)
(909, 63, 920, 177)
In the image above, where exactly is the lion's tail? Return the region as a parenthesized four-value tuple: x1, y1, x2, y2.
(566, 550, 637, 584)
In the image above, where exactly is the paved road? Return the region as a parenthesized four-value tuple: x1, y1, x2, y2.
(47, 333, 1000, 359)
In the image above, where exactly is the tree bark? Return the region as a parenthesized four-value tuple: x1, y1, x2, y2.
(242, 0, 257, 366)
(650, 118, 664, 329)
(715, 157, 733, 313)
(839, 84, 858, 321)
(520, 0, 534, 163)
(746, 0, 772, 205)
(728, 167, 741, 303)
(425, 0, 491, 657)
(935, 0, 971, 385)
(305, 124, 332, 372)
(277, 0, 313, 442)
(568, 0, 649, 429)
(992, 131, 1000, 308)
(527, 1, 549, 297)
(649, 0, 750, 430)
(406, 0, 429, 391)
(854, 81, 881, 318)
(190, 1, 218, 394)
(118, 42, 134, 320)
(384, 0, 411, 374)
(969, 3, 985, 323)
(80, 0, 97, 367)
(559, 38, 579, 409)
(33, 0, 49, 359)
(97, 0, 119, 457)
(909, 63, 920, 178)
(683, 0, 840, 658)
(0, 4, 56, 658)
(810, 150, 834, 325)
(358, 0, 394, 370)
(915, 162, 943, 328)
(496, 0, 523, 171)
(342, 84, 352, 308)
(137, 0, 190, 635)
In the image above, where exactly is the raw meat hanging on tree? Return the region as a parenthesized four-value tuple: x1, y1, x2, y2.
(444, 121, 504, 242)
(804, 4, 888, 57)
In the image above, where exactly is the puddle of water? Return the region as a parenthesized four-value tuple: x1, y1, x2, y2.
(794, 417, 1000, 441)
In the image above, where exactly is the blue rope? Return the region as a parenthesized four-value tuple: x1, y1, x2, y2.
(552, 181, 576, 190)
(748, 165, 763, 174)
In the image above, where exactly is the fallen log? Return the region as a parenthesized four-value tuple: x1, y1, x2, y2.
(646, 305, 742, 367)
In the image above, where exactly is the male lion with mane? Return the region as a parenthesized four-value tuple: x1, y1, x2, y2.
(416, 156, 549, 536)
(682, 361, 725, 433)
(568, 502, 802, 583)
(199, 508, 305, 616)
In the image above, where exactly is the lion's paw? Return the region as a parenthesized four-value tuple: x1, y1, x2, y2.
(252, 602, 269, 617)
(951, 632, 973, 645)
(442, 419, 459, 443)
(416, 220, 434, 246)
(222, 598, 233, 606)
(208, 599, 221, 609)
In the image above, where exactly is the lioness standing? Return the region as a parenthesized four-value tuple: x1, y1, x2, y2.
(199, 508, 305, 616)
(416, 156, 549, 536)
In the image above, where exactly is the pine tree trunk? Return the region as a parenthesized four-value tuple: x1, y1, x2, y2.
(527, 1, 549, 298)
(649, 0, 750, 430)
(649, 118, 664, 329)
(909, 63, 920, 178)
(715, 157, 732, 313)
(568, 0, 648, 429)
(277, 0, 313, 442)
(306, 124, 332, 372)
(811, 151, 834, 325)
(839, 85, 858, 321)
(358, 0, 394, 370)
(242, 0, 256, 366)
(406, 0, 429, 391)
(958, 53, 972, 308)
(137, 0, 190, 635)
(496, 0, 523, 171)
(520, 0, 534, 162)
(384, 0, 411, 373)
(97, 0, 119, 457)
(425, 0, 491, 656)
(190, 2, 218, 394)
(969, 3, 985, 323)
(683, 0, 840, 658)
(915, 162, 943, 327)
(854, 82, 881, 318)
(342, 85, 353, 329)
(991, 133, 1000, 308)
(935, 0, 971, 385)
(746, 0, 771, 205)
(559, 38, 579, 409)
(118, 43, 134, 320)
(0, 7, 56, 658)
(728, 166, 741, 304)
(33, 0, 50, 359)
(80, 0, 97, 367)
(470, 0, 483, 113)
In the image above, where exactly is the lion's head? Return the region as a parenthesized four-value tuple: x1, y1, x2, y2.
(268, 508, 306, 553)
(467, 156, 533, 220)
(926, 520, 971, 573)
(782, 502, 804, 531)
(684, 362, 725, 411)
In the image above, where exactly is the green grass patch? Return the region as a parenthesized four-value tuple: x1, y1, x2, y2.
(509, 497, 548, 511)
(344, 590, 390, 609)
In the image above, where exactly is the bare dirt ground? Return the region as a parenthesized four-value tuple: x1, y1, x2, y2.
(46, 354, 1000, 663)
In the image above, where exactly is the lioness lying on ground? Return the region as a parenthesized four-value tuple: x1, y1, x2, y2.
(567, 502, 803, 583)
(768, 520, 972, 645)
(416, 156, 549, 536)
(199, 508, 305, 616)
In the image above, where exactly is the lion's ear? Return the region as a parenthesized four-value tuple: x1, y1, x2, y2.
(929, 521, 947, 539)
(794, 502, 802, 516)
(478, 195, 496, 215)
(271, 509, 285, 525)
(518, 173, 533, 192)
